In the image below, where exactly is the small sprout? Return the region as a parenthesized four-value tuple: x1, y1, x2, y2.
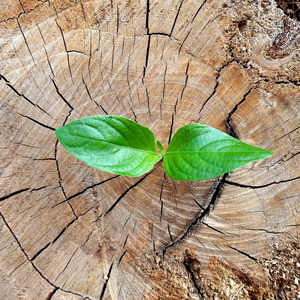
(55, 115, 273, 181)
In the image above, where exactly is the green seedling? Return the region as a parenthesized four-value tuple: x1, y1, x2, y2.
(55, 115, 273, 181)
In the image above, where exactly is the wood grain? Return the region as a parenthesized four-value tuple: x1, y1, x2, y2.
(1, 0, 299, 299)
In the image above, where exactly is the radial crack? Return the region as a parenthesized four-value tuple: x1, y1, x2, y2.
(226, 84, 258, 138)
(0, 212, 91, 299)
(224, 176, 300, 189)
(0, 188, 30, 203)
(105, 169, 155, 215)
(163, 174, 227, 255)
(197, 61, 233, 121)
(55, 20, 73, 81)
(170, 0, 184, 36)
(52, 79, 74, 110)
(100, 263, 114, 300)
(0, 74, 51, 116)
(18, 113, 55, 131)
(227, 245, 258, 262)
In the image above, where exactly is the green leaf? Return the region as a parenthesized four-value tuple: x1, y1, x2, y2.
(55, 115, 161, 177)
(157, 140, 165, 156)
(163, 124, 273, 181)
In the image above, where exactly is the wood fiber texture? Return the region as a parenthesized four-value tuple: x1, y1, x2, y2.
(0, 0, 299, 299)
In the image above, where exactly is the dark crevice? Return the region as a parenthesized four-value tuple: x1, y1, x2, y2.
(146, 0, 150, 32)
(52, 79, 74, 110)
(32, 157, 56, 161)
(170, 0, 184, 36)
(159, 181, 164, 222)
(100, 263, 114, 300)
(178, 29, 191, 55)
(283, 150, 300, 162)
(45, 288, 58, 300)
(202, 221, 226, 235)
(116, 4, 120, 35)
(246, 228, 289, 235)
(52, 175, 119, 208)
(118, 250, 127, 266)
(227, 245, 259, 263)
(122, 210, 133, 229)
(163, 174, 227, 256)
(0, 212, 91, 299)
(123, 234, 129, 248)
(16, 19, 36, 65)
(105, 169, 156, 215)
(275, 0, 300, 21)
(31, 242, 51, 261)
(55, 247, 79, 281)
(179, 61, 189, 103)
(191, 197, 205, 211)
(197, 62, 233, 121)
(168, 113, 175, 144)
(18, 113, 55, 131)
(100, 105, 109, 115)
(145, 84, 151, 117)
(0, 188, 30, 203)
(274, 124, 300, 142)
(82, 75, 99, 107)
(226, 85, 258, 138)
(191, 0, 207, 23)
(143, 34, 151, 80)
(51, 218, 77, 245)
(167, 222, 174, 243)
(0, 74, 50, 116)
(55, 20, 73, 81)
(224, 176, 300, 189)
(149, 32, 171, 38)
(183, 255, 203, 297)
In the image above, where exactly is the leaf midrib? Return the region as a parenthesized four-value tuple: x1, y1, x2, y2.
(66, 133, 160, 156)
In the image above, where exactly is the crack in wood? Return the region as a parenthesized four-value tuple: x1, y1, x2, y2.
(202, 221, 226, 235)
(16, 18, 36, 66)
(52, 175, 120, 209)
(183, 256, 203, 297)
(146, 0, 150, 32)
(0, 74, 51, 116)
(52, 79, 74, 110)
(55, 247, 80, 281)
(170, 0, 184, 36)
(54, 20, 73, 81)
(167, 222, 174, 243)
(45, 287, 58, 300)
(118, 250, 127, 266)
(197, 61, 233, 121)
(82, 75, 99, 107)
(226, 84, 258, 138)
(0, 188, 30, 203)
(178, 29, 191, 55)
(163, 173, 227, 256)
(18, 113, 55, 131)
(105, 169, 156, 215)
(159, 181, 164, 222)
(227, 245, 259, 263)
(274, 124, 300, 142)
(191, 0, 208, 23)
(99, 263, 114, 300)
(224, 176, 300, 189)
(0, 212, 91, 299)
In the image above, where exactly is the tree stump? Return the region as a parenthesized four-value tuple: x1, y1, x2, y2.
(1, 1, 299, 299)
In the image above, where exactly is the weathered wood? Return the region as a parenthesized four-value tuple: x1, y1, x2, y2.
(0, 0, 299, 299)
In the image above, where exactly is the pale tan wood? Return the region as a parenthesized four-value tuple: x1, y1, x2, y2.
(0, 0, 299, 299)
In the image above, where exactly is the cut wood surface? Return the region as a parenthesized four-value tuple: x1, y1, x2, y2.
(0, 0, 299, 299)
